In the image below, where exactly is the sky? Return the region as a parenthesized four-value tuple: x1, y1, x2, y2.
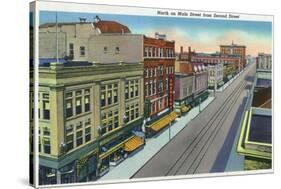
(40, 11, 272, 56)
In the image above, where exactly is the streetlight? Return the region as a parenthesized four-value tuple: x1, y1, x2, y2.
(199, 97, 202, 113)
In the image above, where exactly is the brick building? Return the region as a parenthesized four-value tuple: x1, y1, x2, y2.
(143, 34, 177, 137)
(220, 42, 246, 67)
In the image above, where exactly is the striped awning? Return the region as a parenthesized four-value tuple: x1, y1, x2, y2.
(150, 111, 177, 132)
(124, 136, 144, 152)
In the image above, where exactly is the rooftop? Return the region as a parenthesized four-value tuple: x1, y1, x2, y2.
(249, 114, 272, 144)
(40, 17, 131, 34)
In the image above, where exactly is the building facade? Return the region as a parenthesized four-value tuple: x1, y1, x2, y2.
(257, 53, 272, 70)
(237, 67, 272, 170)
(31, 61, 145, 185)
(33, 17, 147, 185)
(220, 42, 246, 67)
(191, 53, 241, 84)
(39, 16, 131, 62)
(191, 63, 209, 107)
(143, 34, 177, 137)
(174, 61, 195, 116)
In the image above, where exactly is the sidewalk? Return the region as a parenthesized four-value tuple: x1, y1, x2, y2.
(99, 96, 215, 181)
(217, 70, 244, 92)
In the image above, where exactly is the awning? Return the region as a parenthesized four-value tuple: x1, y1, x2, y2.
(149, 111, 177, 132)
(124, 136, 144, 152)
(170, 111, 177, 121)
(181, 105, 190, 113)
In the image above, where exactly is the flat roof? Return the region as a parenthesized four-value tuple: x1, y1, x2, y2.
(249, 115, 272, 144)
(256, 78, 271, 88)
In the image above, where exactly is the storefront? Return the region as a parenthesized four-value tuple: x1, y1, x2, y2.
(193, 90, 209, 107)
(145, 111, 177, 137)
(174, 95, 193, 117)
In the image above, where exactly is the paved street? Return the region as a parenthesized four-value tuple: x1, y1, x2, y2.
(132, 63, 256, 178)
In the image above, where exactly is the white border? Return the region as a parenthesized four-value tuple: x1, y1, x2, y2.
(37, 0, 273, 22)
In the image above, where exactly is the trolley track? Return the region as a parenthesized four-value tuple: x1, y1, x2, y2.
(132, 64, 256, 178)
(165, 69, 254, 176)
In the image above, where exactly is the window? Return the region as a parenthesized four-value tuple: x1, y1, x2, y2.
(66, 124, 73, 134)
(66, 99, 73, 117)
(80, 46, 85, 57)
(84, 95, 90, 112)
(125, 85, 129, 100)
(149, 47, 152, 57)
(114, 110, 119, 129)
(75, 97, 82, 115)
(69, 43, 74, 58)
(43, 127, 50, 136)
(150, 81, 153, 96)
(101, 83, 118, 107)
(66, 134, 73, 151)
(125, 103, 140, 122)
(101, 92, 106, 107)
(130, 85, 134, 98)
(43, 138, 51, 154)
(159, 80, 164, 93)
(159, 65, 163, 75)
(115, 47, 120, 54)
(104, 46, 108, 54)
(76, 122, 82, 130)
(154, 79, 157, 95)
(125, 80, 138, 100)
(43, 101, 50, 120)
(76, 130, 83, 147)
(85, 127, 91, 142)
(154, 47, 157, 57)
(113, 89, 118, 103)
(144, 82, 149, 96)
(107, 91, 112, 105)
(144, 47, 148, 57)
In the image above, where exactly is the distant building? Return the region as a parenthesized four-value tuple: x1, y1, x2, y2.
(174, 61, 195, 116)
(143, 34, 177, 137)
(257, 53, 272, 71)
(191, 53, 241, 83)
(220, 41, 246, 67)
(207, 62, 224, 89)
(191, 63, 209, 107)
(178, 46, 196, 61)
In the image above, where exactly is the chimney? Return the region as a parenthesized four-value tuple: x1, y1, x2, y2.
(188, 46, 192, 61)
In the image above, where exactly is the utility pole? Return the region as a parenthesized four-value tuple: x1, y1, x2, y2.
(56, 12, 59, 63)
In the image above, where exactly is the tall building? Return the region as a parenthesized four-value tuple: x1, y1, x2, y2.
(31, 61, 144, 185)
(32, 17, 146, 185)
(143, 33, 177, 137)
(220, 41, 246, 68)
